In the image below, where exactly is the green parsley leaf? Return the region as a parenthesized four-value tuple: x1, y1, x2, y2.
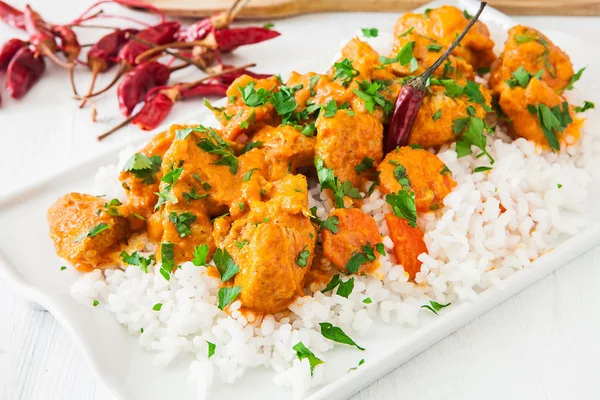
(505, 66, 543, 89)
(152, 303, 162, 311)
(60, 266, 67, 271)
(477, 66, 491, 74)
(453, 117, 494, 163)
(379, 41, 418, 72)
(238, 81, 271, 107)
(574, 100, 595, 113)
(243, 141, 262, 154)
(362, 297, 372, 304)
(123, 154, 162, 185)
(217, 286, 242, 310)
(336, 277, 355, 298)
(463, 9, 473, 19)
(92, 300, 99, 307)
(315, 157, 361, 208)
(197, 128, 238, 174)
(242, 167, 260, 182)
(464, 80, 491, 111)
(293, 342, 324, 376)
(192, 244, 209, 267)
(393, 163, 410, 189)
(561, 67, 585, 92)
(123, 153, 153, 172)
(361, 28, 378, 38)
(421, 300, 451, 315)
(74, 223, 111, 242)
(102, 198, 122, 217)
(121, 251, 154, 273)
(213, 248, 240, 281)
(323, 99, 338, 117)
(352, 80, 393, 115)
(399, 27, 414, 37)
(176, 127, 193, 141)
(375, 243, 386, 256)
(296, 247, 311, 267)
(515, 33, 535, 44)
(432, 109, 442, 121)
(235, 239, 249, 249)
(385, 190, 417, 227)
(300, 123, 316, 137)
(309, 75, 320, 95)
(427, 43, 442, 52)
(558, 183, 563, 189)
(346, 251, 369, 274)
(183, 187, 208, 203)
(159, 242, 175, 281)
(355, 157, 374, 175)
(206, 341, 216, 358)
(321, 274, 342, 293)
(348, 358, 365, 373)
(333, 58, 359, 87)
(474, 166, 492, 173)
(320, 216, 340, 233)
(441, 165, 451, 175)
(263, 22, 274, 29)
(239, 109, 256, 130)
(319, 322, 364, 350)
(168, 212, 197, 238)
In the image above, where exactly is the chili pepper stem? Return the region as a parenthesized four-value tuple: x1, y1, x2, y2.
(78, 66, 125, 106)
(125, 33, 209, 71)
(411, 2, 487, 91)
(97, 114, 135, 141)
(68, 65, 78, 96)
(168, 63, 190, 73)
(38, 46, 74, 69)
(72, 24, 120, 30)
(134, 39, 217, 64)
(212, 0, 250, 29)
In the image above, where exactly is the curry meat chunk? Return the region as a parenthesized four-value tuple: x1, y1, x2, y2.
(119, 129, 175, 221)
(286, 71, 349, 112)
(393, 5, 496, 70)
(378, 147, 456, 213)
(489, 25, 574, 93)
(496, 79, 581, 148)
(408, 83, 492, 148)
(321, 208, 382, 274)
(217, 174, 316, 314)
(385, 213, 427, 281)
(153, 124, 266, 263)
(315, 109, 383, 188)
(48, 193, 129, 271)
(252, 125, 315, 181)
(215, 75, 281, 141)
(390, 30, 474, 82)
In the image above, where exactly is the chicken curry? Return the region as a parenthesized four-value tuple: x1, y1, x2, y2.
(48, 5, 585, 315)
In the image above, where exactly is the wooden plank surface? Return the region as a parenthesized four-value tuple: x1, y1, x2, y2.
(143, 0, 600, 17)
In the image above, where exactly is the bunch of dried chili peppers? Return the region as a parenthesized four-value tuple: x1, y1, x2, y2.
(0, 0, 279, 139)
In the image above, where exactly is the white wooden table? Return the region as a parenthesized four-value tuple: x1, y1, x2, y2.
(1, 1, 599, 399)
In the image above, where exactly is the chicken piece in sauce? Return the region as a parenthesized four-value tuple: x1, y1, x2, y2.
(315, 109, 383, 188)
(321, 208, 382, 274)
(495, 78, 581, 148)
(286, 71, 348, 112)
(252, 124, 315, 181)
(385, 213, 427, 281)
(214, 75, 281, 141)
(489, 25, 574, 93)
(119, 129, 175, 222)
(219, 174, 316, 314)
(408, 82, 493, 148)
(378, 147, 456, 213)
(48, 193, 129, 271)
(393, 5, 496, 70)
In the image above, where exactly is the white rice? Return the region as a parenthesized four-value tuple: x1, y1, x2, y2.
(69, 33, 599, 399)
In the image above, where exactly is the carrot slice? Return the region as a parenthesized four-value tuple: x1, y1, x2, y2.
(384, 213, 427, 281)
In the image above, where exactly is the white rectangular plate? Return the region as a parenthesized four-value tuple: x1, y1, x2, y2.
(1, 1, 600, 399)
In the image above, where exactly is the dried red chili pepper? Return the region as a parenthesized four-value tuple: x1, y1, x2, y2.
(0, 0, 25, 30)
(118, 21, 181, 66)
(213, 27, 280, 52)
(0, 38, 26, 71)
(384, 2, 487, 153)
(117, 60, 170, 116)
(174, 0, 247, 42)
(6, 46, 45, 99)
(217, 64, 271, 84)
(52, 25, 81, 95)
(22, 5, 71, 68)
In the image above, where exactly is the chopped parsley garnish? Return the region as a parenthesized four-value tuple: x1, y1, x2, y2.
(122, 153, 162, 184)
(263, 22, 274, 29)
(121, 251, 154, 273)
(319, 322, 364, 350)
(242, 168, 260, 182)
(300, 123, 316, 137)
(271, 84, 302, 123)
(575, 101, 594, 113)
(527, 101, 572, 151)
(558, 183, 563, 189)
(159, 242, 175, 281)
(239, 203, 246, 211)
(293, 342, 324, 376)
(213, 248, 239, 281)
(155, 164, 184, 210)
(474, 166, 492, 173)
(92, 300, 99, 307)
(321, 274, 342, 293)
(427, 43, 442, 52)
(243, 141, 262, 153)
(392, 162, 410, 189)
(399, 27, 414, 37)
(346, 252, 368, 274)
(183, 187, 208, 203)
(560, 67, 585, 93)
(309, 75, 320, 95)
(385, 190, 417, 228)
(432, 109, 442, 121)
(336, 277, 355, 298)
(207, 341, 216, 358)
(235, 239, 249, 249)
(505, 66, 543, 89)
(348, 358, 365, 373)
(315, 157, 361, 208)
(168, 212, 196, 237)
(192, 244, 208, 266)
(217, 286, 242, 310)
(74, 223, 111, 242)
(477, 66, 491, 74)
(60, 266, 67, 271)
(310, 207, 340, 233)
(355, 157, 374, 175)
(362, 297, 372, 304)
(296, 247, 310, 267)
(333, 58, 359, 87)
(323, 99, 338, 117)
(353, 80, 393, 115)
(463, 9, 473, 19)
(152, 303, 162, 311)
(379, 41, 418, 72)
(361, 28, 378, 38)
(176, 127, 193, 140)
(453, 116, 494, 164)
(197, 128, 238, 174)
(238, 81, 271, 107)
(102, 198, 122, 217)
(421, 300, 451, 315)
(239, 109, 256, 130)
